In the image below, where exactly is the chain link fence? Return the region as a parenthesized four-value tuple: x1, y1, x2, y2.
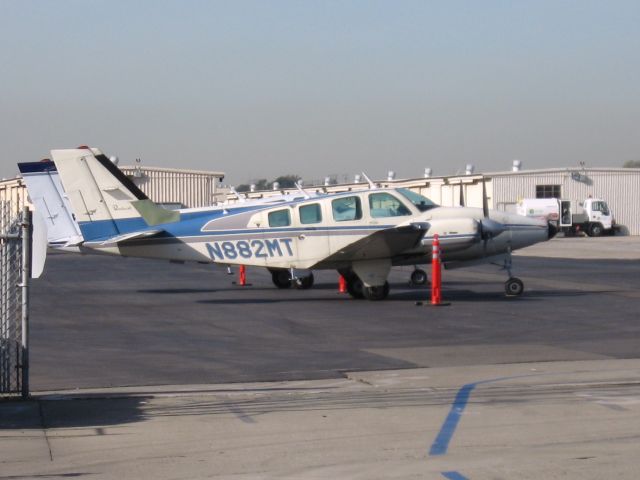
(0, 202, 30, 398)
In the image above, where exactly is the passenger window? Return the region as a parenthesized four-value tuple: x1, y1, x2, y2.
(268, 209, 291, 227)
(299, 203, 322, 224)
(332, 196, 362, 222)
(369, 193, 411, 218)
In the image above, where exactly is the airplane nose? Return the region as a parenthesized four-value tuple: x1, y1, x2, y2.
(548, 221, 558, 239)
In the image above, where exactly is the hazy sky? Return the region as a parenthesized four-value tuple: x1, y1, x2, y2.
(1, 0, 639, 184)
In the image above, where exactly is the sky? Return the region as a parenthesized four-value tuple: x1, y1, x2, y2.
(1, 0, 639, 185)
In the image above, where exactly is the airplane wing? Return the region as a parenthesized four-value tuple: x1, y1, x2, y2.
(314, 223, 429, 268)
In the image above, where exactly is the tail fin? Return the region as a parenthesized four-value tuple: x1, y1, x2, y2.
(51, 147, 179, 242)
(18, 160, 84, 247)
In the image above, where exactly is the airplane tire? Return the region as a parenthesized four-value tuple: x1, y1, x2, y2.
(271, 269, 292, 289)
(295, 273, 314, 289)
(363, 282, 390, 301)
(410, 269, 428, 285)
(346, 275, 365, 299)
(505, 277, 524, 297)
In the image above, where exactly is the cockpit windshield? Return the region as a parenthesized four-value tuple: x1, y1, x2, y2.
(396, 188, 438, 212)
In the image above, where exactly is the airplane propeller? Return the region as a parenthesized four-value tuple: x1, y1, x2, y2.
(477, 175, 506, 254)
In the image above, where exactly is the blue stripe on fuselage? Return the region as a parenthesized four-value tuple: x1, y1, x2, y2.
(78, 204, 269, 242)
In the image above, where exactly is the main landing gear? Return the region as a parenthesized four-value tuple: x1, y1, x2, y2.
(410, 268, 428, 286)
(269, 268, 314, 290)
(339, 269, 390, 301)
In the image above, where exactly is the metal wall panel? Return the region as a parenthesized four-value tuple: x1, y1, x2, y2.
(120, 166, 224, 208)
(492, 169, 640, 235)
(0, 179, 30, 218)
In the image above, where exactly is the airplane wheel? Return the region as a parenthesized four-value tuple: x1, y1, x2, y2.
(346, 275, 365, 299)
(271, 269, 292, 289)
(505, 277, 524, 297)
(363, 282, 390, 301)
(410, 269, 428, 285)
(295, 273, 314, 289)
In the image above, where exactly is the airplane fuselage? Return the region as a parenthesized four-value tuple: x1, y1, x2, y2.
(83, 188, 549, 272)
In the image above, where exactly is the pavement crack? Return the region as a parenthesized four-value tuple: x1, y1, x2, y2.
(37, 400, 54, 462)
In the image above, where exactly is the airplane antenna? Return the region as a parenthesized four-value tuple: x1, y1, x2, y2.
(230, 186, 246, 203)
(482, 176, 489, 218)
(295, 181, 311, 199)
(361, 172, 376, 189)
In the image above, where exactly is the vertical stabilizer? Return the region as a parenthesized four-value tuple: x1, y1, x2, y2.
(51, 147, 176, 242)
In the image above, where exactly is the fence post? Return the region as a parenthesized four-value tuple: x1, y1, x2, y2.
(20, 207, 31, 398)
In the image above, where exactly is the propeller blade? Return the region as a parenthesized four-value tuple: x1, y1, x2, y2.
(482, 176, 489, 218)
(479, 218, 506, 239)
(478, 217, 506, 256)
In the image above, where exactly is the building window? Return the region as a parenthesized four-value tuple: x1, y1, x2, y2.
(536, 185, 561, 199)
(268, 209, 291, 227)
(299, 203, 322, 224)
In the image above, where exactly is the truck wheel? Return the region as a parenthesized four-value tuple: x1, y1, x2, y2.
(588, 223, 604, 237)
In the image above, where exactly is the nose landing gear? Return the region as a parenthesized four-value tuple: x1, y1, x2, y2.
(502, 251, 524, 297)
(505, 277, 524, 296)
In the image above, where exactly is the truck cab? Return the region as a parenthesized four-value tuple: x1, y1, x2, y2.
(580, 198, 613, 236)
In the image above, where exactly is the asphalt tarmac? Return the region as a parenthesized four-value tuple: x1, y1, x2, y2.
(2, 237, 640, 479)
(28, 241, 640, 391)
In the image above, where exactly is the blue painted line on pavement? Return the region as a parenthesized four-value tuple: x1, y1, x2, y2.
(441, 471, 470, 480)
(429, 382, 477, 456)
(430, 374, 544, 457)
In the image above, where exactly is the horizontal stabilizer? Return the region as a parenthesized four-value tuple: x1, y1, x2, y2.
(131, 199, 180, 226)
(85, 229, 167, 247)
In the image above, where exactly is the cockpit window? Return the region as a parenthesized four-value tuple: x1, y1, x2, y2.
(368, 193, 411, 217)
(396, 188, 438, 212)
(332, 196, 362, 222)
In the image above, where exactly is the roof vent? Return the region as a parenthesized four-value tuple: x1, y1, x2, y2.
(512, 159, 522, 172)
(424, 167, 432, 178)
(465, 164, 475, 175)
(387, 170, 396, 181)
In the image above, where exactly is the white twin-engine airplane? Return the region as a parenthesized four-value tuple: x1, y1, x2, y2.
(36, 147, 556, 300)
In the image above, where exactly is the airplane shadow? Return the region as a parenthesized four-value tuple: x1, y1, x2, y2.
(138, 288, 220, 294)
(0, 384, 346, 431)
(0, 396, 151, 431)
(195, 287, 613, 305)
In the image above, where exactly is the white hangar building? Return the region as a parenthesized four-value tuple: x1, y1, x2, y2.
(1, 164, 228, 213)
(236, 165, 640, 236)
